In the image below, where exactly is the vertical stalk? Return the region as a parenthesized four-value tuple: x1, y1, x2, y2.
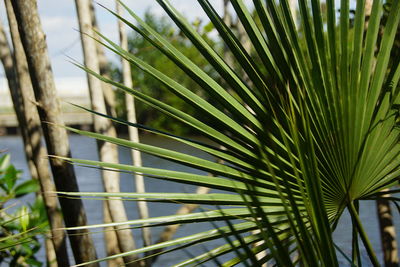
(351, 200, 361, 266)
(103, 201, 124, 267)
(115, 1, 152, 254)
(88, 3, 126, 266)
(348, 201, 380, 267)
(74, 0, 139, 266)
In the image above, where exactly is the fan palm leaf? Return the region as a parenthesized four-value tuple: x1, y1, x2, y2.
(60, 0, 400, 266)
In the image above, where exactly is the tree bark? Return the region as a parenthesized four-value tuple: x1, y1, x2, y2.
(74, 1, 139, 266)
(0, 3, 70, 266)
(88, 3, 125, 266)
(116, 0, 152, 252)
(10, 0, 98, 265)
(0, 14, 35, 181)
(90, 1, 117, 119)
(103, 201, 125, 267)
(45, 236, 58, 267)
(376, 190, 399, 267)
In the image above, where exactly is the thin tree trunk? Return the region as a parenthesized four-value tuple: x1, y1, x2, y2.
(74, 1, 139, 266)
(116, 0, 152, 252)
(45, 237, 58, 267)
(89, 2, 117, 119)
(0, 5, 70, 266)
(88, 3, 125, 266)
(0, 16, 35, 181)
(104, 201, 125, 267)
(376, 189, 399, 267)
(10, 0, 98, 265)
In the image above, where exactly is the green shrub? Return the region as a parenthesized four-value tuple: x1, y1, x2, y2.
(0, 154, 47, 267)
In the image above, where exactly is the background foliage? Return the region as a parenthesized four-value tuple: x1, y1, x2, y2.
(112, 11, 221, 135)
(0, 154, 47, 267)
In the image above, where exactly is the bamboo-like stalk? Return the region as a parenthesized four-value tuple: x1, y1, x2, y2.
(9, 0, 98, 265)
(74, 0, 139, 266)
(116, 0, 152, 252)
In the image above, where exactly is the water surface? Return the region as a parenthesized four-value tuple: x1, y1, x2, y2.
(1, 134, 399, 266)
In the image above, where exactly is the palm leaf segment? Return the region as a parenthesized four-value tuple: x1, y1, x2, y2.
(63, 0, 400, 266)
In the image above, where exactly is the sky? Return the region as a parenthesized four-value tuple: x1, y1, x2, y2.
(0, 0, 223, 95)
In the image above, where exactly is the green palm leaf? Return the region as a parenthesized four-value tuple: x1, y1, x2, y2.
(61, 0, 400, 266)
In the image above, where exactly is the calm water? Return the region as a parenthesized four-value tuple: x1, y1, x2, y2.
(1, 134, 399, 266)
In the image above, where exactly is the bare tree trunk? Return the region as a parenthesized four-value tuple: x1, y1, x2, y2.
(103, 201, 125, 267)
(45, 237, 58, 267)
(116, 0, 152, 252)
(10, 0, 98, 265)
(87, 3, 125, 266)
(74, 1, 139, 266)
(0, 4, 70, 266)
(89, 2, 117, 119)
(0, 16, 36, 181)
(376, 189, 399, 267)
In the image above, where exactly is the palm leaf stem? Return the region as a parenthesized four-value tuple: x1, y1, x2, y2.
(348, 201, 380, 267)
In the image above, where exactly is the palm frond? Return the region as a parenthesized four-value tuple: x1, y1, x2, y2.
(62, 0, 400, 266)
